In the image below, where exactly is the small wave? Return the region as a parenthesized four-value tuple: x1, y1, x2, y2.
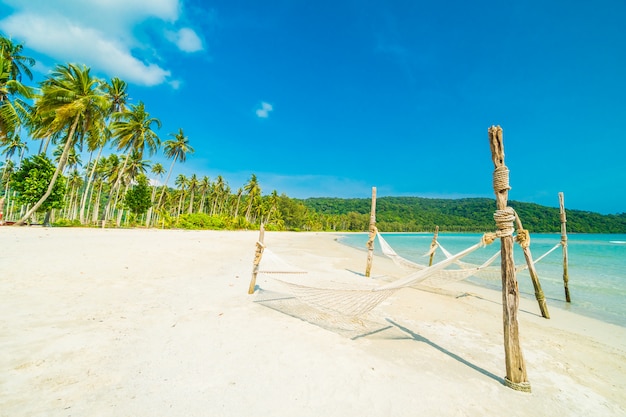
(609, 240, 626, 244)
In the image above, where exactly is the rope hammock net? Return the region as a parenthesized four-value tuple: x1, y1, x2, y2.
(255, 234, 498, 319)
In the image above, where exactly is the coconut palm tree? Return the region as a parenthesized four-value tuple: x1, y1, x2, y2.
(115, 150, 150, 225)
(174, 173, 188, 217)
(198, 175, 211, 213)
(144, 162, 165, 226)
(15, 63, 108, 225)
(0, 36, 35, 82)
(106, 101, 160, 224)
(79, 77, 129, 223)
(157, 128, 194, 208)
(1, 132, 27, 167)
(244, 173, 261, 222)
(187, 174, 198, 213)
(0, 46, 35, 142)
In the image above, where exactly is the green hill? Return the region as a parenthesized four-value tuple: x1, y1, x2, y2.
(298, 197, 626, 233)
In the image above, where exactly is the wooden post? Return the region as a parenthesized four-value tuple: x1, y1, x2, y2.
(559, 192, 571, 302)
(248, 224, 266, 294)
(514, 216, 550, 318)
(488, 125, 531, 392)
(428, 226, 439, 266)
(365, 187, 377, 277)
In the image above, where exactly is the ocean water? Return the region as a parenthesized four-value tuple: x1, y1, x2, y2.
(337, 233, 626, 328)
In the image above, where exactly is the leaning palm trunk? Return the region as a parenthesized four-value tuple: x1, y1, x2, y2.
(188, 190, 195, 213)
(15, 115, 80, 225)
(79, 145, 104, 223)
(116, 182, 130, 227)
(145, 185, 158, 227)
(92, 182, 104, 224)
(156, 156, 177, 209)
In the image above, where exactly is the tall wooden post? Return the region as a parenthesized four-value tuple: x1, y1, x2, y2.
(488, 125, 531, 392)
(559, 192, 571, 302)
(514, 217, 550, 318)
(248, 224, 266, 294)
(365, 187, 377, 277)
(428, 226, 439, 266)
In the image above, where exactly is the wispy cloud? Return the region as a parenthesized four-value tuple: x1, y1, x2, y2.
(0, 0, 204, 86)
(166, 28, 204, 53)
(255, 102, 274, 118)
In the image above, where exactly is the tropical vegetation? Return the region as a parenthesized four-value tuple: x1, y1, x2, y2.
(1, 34, 624, 233)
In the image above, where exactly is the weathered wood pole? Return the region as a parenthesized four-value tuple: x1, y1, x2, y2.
(428, 226, 439, 266)
(559, 192, 571, 302)
(514, 216, 550, 318)
(248, 223, 266, 294)
(488, 125, 531, 392)
(365, 187, 377, 277)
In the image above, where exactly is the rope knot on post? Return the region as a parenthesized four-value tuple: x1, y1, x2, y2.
(493, 166, 511, 193)
(481, 232, 498, 246)
(493, 207, 515, 237)
(515, 228, 531, 249)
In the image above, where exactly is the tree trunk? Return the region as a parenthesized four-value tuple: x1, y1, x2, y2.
(79, 145, 104, 223)
(15, 115, 80, 226)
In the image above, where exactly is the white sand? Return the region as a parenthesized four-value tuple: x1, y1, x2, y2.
(1, 227, 625, 417)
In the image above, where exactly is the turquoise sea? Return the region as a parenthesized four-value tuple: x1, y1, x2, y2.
(337, 233, 626, 328)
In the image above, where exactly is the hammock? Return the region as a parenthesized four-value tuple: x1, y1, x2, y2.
(377, 232, 501, 284)
(259, 235, 495, 318)
(438, 241, 562, 279)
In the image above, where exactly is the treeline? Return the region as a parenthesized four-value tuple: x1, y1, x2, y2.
(300, 197, 626, 233)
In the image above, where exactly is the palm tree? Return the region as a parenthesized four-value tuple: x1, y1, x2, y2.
(16, 63, 108, 225)
(244, 173, 261, 222)
(0, 45, 35, 142)
(174, 173, 188, 216)
(232, 187, 243, 218)
(79, 77, 129, 223)
(157, 128, 194, 208)
(0, 36, 35, 82)
(106, 101, 160, 223)
(1, 131, 27, 167)
(264, 190, 280, 224)
(115, 150, 150, 225)
(111, 102, 160, 175)
(187, 174, 198, 213)
(145, 162, 165, 226)
(198, 175, 211, 213)
(53, 144, 81, 173)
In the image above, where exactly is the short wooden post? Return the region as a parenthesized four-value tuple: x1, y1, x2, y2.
(488, 125, 531, 392)
(514, 216, 550, 318)
(559, 192, 571, 302)
(428, 226, 439, 266)
(365, 187, 377, 277)
(248, 224, 266, 294)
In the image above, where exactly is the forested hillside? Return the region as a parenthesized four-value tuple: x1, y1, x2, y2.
(300, 197, 626, 233)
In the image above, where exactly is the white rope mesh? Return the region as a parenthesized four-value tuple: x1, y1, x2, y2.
(377, 233, 428, 271)
(258, 247, 308, 275)
(377, 233, 501, 284)
(261, 236, 492, 317)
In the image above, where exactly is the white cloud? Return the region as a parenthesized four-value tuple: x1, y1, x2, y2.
(166, 27, 204, 53)
(0, 0, 200, 86)
(256, 102, 274, 118)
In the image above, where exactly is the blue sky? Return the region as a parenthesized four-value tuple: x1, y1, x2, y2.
(1, 0, 625, 214)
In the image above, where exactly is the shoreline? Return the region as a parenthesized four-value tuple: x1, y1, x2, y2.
(1, 227, 625, 416)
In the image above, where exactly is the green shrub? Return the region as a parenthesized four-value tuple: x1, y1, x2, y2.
(52, 218, 82, 227)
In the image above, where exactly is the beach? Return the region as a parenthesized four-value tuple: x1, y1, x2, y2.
(1, 227, 625, 417)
